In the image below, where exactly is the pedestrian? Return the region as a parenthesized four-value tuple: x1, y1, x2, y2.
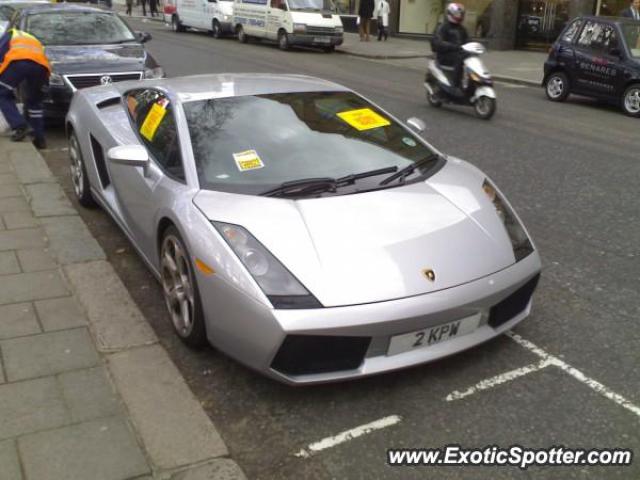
(620, 0, 640, 19)
(0, 28, 50, 149)
(374, 0, 390, 41)
(149, 0, 158, 17)
(358, 0, 374, 41)
(140, 0, 147, 16)
(126, 0, 133, 15)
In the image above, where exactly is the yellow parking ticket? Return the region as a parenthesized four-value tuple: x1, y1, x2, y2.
(337, 108, 390, 131)
(233, 150, 264, 172)
(140, 103, 167, 141)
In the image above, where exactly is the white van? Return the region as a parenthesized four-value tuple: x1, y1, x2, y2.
(233, 0, 343, 52)
(171, 0, 235, 38)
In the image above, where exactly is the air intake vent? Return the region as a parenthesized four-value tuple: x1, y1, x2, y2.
(90, 135, 110, 189)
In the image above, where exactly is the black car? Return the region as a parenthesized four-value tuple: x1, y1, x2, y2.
(8, 3, 163, 119)
(543, 16, 640, 117)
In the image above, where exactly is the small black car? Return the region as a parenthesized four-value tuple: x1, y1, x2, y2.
(8, 3, 163, 119)
(543, 16, 640, 117)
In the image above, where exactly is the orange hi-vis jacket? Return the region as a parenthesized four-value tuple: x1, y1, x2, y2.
(0, 29, 51, 76)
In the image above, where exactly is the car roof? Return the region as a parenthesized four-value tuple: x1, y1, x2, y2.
(142, 73, 350, 102)
(577, 15, 640, 25)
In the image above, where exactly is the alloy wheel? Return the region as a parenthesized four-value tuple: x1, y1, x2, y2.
(161, 235, 195, 338)
(69, 135, 84, 199)
(623, 87, 640, 115)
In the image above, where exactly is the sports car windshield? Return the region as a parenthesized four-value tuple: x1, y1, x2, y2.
(622, 24, 640, 58)
(25, 12, 136, 45)
(183, 91, 440, 195)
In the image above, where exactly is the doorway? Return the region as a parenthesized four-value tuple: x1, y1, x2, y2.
(516, 0, 572, 49)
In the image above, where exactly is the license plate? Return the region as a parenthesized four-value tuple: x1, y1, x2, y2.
(314, 37, 331, 44)
(387, 314, 481, 356)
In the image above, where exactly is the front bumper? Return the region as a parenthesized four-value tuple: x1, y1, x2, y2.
(289, 33, 343, 47)
(199, 250, 542, 385)
(43, 85, 73, 120)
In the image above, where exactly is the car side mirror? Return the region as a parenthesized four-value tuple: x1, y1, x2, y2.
(136, 31, 152, 43)
(108, 145, 149, 168)
(406, 117, 426, 133)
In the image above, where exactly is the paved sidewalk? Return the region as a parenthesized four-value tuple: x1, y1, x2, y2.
(0, 138, 245, 479)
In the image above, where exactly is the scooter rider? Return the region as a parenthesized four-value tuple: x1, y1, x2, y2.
(431, 3, 469, 89)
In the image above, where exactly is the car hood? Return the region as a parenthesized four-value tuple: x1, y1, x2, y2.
(46, 44, 146, 74)
(193, 168, 516, 307)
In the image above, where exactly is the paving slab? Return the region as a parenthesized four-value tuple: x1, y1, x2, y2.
(0, 196, 30, 213)
(1, 328, 99, 382)
(9, 145, 56, 185)
(0, 174, 19, 186)
(0, 228, 46, 251)
(0, 440, 22, 480)
(2, 211, 38, 230)
(169, 459, 247, 480)
(58, 366, 122, 423)
(0, 303, 41, 339)
(40, 216, 105, 264)
(18, 416, 150, 480)
(64, 261, 156, 352)
(108, 345, 228, 470)
(0, 376, 69, 440)
(0, 251, 20, 275)
(34, 297, 86, 331)
(0, 270, 69, 305)
(16, 248, 57, 273)
(0, 355, 4, 384)
(0, 162, 12, 174)
(24, 183, 76, 217)
(0, 184, 22, 199)
(0, 216, 4, 230)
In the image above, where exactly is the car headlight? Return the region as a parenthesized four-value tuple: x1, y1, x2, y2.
(49, 72, 65, 86)
(213, 222, 322, 309)
(144, 66, 165, 79)
(483, 179, 534, 261)
(223, 14, 231, 20)
(293, 23, 306, 33)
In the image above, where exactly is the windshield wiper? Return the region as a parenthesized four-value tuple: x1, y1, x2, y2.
(379, 155, 439, 186)
(261, 166, 398, 198)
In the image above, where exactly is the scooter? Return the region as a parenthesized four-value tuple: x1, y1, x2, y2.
(424, 42, 497, 120)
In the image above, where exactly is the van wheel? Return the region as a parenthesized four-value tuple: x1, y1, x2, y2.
(545, 71, 570, 102)
(278, 30, 290, 50)
(621, 84, 640, 117)
(212, 20, 222, 39)
(237, 25, 248, 43)
(172, 15, 185, 32)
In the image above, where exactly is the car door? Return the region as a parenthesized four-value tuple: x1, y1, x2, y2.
(109, 89, 188, 259)
(573, 20, 622, 98)
(266, 0, 285, 40)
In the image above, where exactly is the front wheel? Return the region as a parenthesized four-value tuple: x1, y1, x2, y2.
(426, 84, 442, 107)
(68, 132, 96, 208)
(474, 96, 496, 120)
(278, 30, 290, 51)
(172, 15, 185, 32)
(545, 71, 570, 102)
(237, 25, 248, 43)
(160, 226, 207, 348)
(621, 84, 640, 117)
(212, 20, 222, 39)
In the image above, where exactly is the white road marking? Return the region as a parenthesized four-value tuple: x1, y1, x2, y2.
(446, 358, 552, 401)
(508, 332, 640, 419)
(294, 415, 402, 458)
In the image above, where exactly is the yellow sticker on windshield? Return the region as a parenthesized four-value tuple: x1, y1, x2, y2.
(233, 150, 264, 172)
(140, 102, 167, 141)
(337, 108, 390, 131)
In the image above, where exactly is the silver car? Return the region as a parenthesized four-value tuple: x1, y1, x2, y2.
(66, 74, 541, 385)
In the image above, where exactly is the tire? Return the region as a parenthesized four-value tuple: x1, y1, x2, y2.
(172, 15, 185, 33)
(212, 19, 222, 39)
(474, 96, 496, 120)
(68, 131, 96, 208)
(160, 226, 207, 348)
(278, 30, 289, 51)
(544, 71, 570, 102)
(426, 85, 442, 108)
(237, 25, 248, 43)
(621, 83, 640, 117)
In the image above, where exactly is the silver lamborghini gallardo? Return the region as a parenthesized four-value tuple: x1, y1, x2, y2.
(66, 74, 541, 384)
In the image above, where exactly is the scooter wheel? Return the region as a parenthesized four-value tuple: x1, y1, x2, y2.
(474, 96, 496, 120)
(426, 88, 442, 108)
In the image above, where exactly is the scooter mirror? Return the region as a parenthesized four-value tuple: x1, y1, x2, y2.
(406, 117, 426, 133)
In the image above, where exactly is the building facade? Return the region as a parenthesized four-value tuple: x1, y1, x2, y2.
(338, 0, 635, 50)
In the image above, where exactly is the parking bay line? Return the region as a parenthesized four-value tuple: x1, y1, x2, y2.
(447, 332, 640, 420)
(294, 415, 402, 458)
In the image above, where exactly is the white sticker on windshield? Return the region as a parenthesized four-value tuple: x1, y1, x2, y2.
(233, 150, 264, 172)
(402, 137, 417, 147)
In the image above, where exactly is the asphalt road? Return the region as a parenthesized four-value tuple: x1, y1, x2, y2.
(40, 17, 640, 479)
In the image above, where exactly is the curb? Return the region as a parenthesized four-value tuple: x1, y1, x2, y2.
(3, 139, 246, 480)
(336, 49, 428, 60)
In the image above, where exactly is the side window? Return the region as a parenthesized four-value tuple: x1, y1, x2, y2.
(125, 89, 185, 181)
(577, 21, 617, 52)
(561, 19, 582, 44)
